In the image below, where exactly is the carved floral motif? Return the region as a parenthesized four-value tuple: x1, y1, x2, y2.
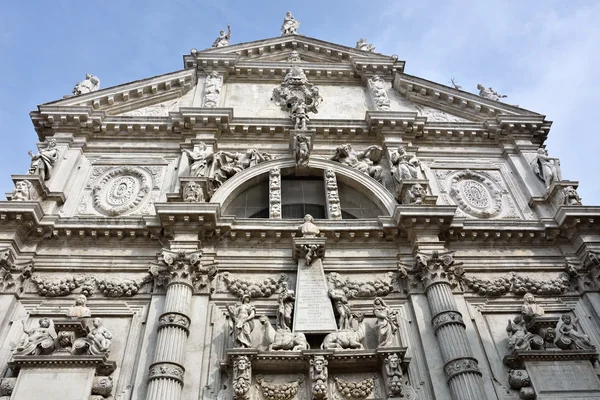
(148, 249, 217, 291)
(461, 271, 571, 297)
(269, 168, 282, 219)
(221, 272, 285, 298)
(96, 276, 151, 297)
(449, 170, 502, 218)
(92, 166, 152, 216)
(327, 272, 395, 299)
(334, 376, 375, 399)
(255, 375, 303, 400)
(148, 363, 185, 383)
(203, 72, 222, 107)
(368, 75, 390, 110)
(31, 275, 96, 297)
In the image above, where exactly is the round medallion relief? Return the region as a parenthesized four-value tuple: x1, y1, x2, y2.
(449, 170, 502, 218)
(92, 167, 151, 216)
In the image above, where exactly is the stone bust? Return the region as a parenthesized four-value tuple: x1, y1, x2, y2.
(299, 214, 320, 238)
(66, 294, 91, 318)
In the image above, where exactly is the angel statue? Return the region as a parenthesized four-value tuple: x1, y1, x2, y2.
(555, 314, 596, 350)
(15, 317, 57, 355)
(506, 315, 541, 351)
(227, 294, 256, 348)
(74, 317, 112, 355)
(281, 11, 300, 35)
(212, 24, 231, 48)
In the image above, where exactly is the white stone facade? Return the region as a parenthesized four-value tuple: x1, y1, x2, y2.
(0, 28, 599, 400)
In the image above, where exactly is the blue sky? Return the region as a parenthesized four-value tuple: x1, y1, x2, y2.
(1, 1, 599, 204)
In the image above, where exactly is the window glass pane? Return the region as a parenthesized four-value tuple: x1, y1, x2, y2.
(223, 180, 269, 218)
(338, 182, 382, 219)
(282, 177, 326, 219)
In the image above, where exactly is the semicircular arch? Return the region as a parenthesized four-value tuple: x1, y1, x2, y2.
(210, 157, 397, 216)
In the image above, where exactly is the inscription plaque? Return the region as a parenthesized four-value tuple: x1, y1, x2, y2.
(12, 367, 95, 400)
(293, 257, 337, 333)
(528, 360, 600, 399)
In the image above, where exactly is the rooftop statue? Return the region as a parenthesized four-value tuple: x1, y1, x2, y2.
(281, 11, 300, 35)
(212, 24, 231, 47)
(531, 148, 561, 189)
(356, 38, 375, 52)
(73, 73, 100, 96)
(27, 139, 58, 181)
(477, 83, 506, 101)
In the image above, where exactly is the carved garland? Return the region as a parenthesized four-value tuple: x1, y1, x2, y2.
(92, 167, 151, 216)
(449, 170, 502, 218)
(222, 272, 286, 298)
(31, 275, 151, 298)
(327, 272, 395, 298)
(334, 376, 375, 399)
(255, 375, 304, 400)
(461, 272, 571, 297)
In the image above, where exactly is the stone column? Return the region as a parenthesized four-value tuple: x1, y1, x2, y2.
(414, 250, 485, 400)
(146, 249, 213, 400)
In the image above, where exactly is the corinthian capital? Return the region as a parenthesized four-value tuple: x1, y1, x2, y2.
(148, 249, 218, 291)
(414, 250, 464, 289)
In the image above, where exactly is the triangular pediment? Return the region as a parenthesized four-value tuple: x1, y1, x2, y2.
(186, 34, 403, 70)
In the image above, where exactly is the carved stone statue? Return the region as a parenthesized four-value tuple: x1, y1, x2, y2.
(562, 186, 582, 205)
(531, 148, 561, 189)
(27, 139, 58, 181)
(321, 314, 365, 349)
(554, 313, 596, 350)
(227, 294, 256, 348)
(299, 214, 320, 238)
(15, 317, 57, 355)
(182, 142, 214, 178)
(232, 355, 252, 400)
(272, 66, 322, 128)
(276, 281, 295, 331)
(66, 294, 92, 318)
(390, 146, 420, 183)
(183, 181, 204, 202)
(408, 183, 426, 205)
(203, 71, 223, 107)
(212, 24, 231, 47)
(506, 316, 540, 351)
(259, 316, 309, 351)
(477, 83, 506, 101)
(521, 293, 544, 328)
(331, 144, 383, 184)
(310, 356, 328, 400)
(356, 38, 375, 52)
(293, 133, 310, 167)
(11, 181, 33, 201)
(287, 50, 301, 62)
(328, 276, 352, 330)
(368, 75, 390, 110)
(73, 317, 112, 355)
(384, 353, 406, 398)
(373, 297, 399, 347)
(73, 74, 100, 95)
(213, 149, 271, 188)
(280, 11, 300, 35)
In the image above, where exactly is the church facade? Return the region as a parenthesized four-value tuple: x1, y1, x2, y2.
(1, 13, 599, 400)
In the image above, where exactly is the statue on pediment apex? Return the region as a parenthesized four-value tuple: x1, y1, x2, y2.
(281, 11, 300, 35)
(212, 24, 231, 47)
(356, 38, 375, 52)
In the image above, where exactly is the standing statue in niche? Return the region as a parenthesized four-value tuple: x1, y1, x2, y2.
(72, 74, 100, 95)
(331, 144, 384, 184)
(212, 24, 231, 47)
(356, 38, 376, 52)
(477, 83, 506, 101)
(310, 356, 329, 400)
(15, 317, 57, 355)
(531, 148, 561, 189)
(328, 275, 352, 330)
(562, 185, 582, 205)
(11, 181, 33, 201)
(182, 142, 214, 178)
(203, 71, 223, 107)
(373, 297, 399, 347)
(27, 139, 58, 181)
(280, 11, 300, 35)
(390, 145, 420, 183)
(555, 314, 596, 350)
(227, 294, 256, 348)
(293, 133, 311, 167)
(66, 294, 92, 318)
(277, 281, 295, 331)
(73, 317, 112, 355)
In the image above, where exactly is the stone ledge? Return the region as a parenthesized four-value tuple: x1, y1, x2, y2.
(9, 354, 116, 376)
(504, 349, 599, 369)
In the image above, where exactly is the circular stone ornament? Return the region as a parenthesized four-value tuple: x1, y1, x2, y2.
(449, 170, 502, 218)
(92, 167, 151, 216)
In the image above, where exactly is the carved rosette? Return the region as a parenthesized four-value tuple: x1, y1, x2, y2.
(158, 313, 191, 334)
(269, 168, 282, 218)
(148, 362, 185, 384)
(448, 170, 502, 218)
(324, 169, 342, 220)
(91, 166, 152, 216)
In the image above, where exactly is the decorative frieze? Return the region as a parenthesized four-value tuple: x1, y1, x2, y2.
(269, 167, 282, 218)
(367, 75, 390, 111)
(324, 169, 342, 220)
(460, 271, 572, 297)
(148, 363, 185, 385)
(221, 272, 285, 299)
(203, 71, 223, 107)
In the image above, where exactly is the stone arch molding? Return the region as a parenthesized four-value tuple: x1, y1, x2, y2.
(210, 157, 397, 216)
